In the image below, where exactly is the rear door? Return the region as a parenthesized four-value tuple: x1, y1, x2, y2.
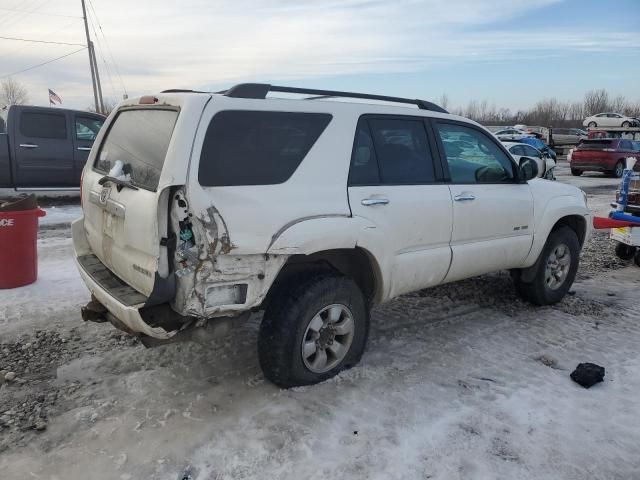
(432, 120, 534, 283)
(82, 103, 190, 298)
(13, 109, 74, 187)
(72, 114, 104, 184)
(347, 115, 452, 298)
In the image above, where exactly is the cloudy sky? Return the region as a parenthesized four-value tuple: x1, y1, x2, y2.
(1, 0, 639, 111)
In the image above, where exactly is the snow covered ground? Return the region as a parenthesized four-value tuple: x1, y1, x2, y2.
(1, 164, 639, 479)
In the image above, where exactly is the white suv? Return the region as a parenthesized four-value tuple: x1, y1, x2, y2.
(73, 84, 591, 387)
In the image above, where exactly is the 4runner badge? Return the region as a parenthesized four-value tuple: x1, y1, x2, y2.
(99, 187, 110, 204)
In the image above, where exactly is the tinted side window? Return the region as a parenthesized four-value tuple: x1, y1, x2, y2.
(75, 116, 104, 141)
(367, 118, 434, 184)
(199, 111, 331, 187)
(510, 145, 525, 156)
(20, 112, 67, 139)
(349, 120, 380, 185)
(523, 145, 541, 157)
(436, 122, 515, 184)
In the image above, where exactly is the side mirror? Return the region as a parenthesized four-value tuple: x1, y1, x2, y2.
(519, 157, 539, 181)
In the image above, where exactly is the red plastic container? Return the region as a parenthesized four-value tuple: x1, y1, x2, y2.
(0, 208, 46, 289)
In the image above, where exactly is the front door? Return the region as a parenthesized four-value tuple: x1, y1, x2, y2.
(347, 116, 453, 299)
(432, 120, 534, 283)
(13, 109, 73, 188)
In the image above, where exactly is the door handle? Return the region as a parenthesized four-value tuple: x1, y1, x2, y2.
(361, 198, 389, 206)
(454, 194, 475, 202)
(19, 143, 38, 149)
(77, 147, 92, 152)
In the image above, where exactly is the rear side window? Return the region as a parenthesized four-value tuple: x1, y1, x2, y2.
(198, 111, 332, 187)
(578, 140, 613, 150)
(349, 117, 436, 185)
(20, 112, 67, 139)
(619, 140, 633, 150)
(94, 108, 178, 191)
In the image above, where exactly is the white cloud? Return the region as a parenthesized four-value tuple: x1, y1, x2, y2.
(0, 0, 637, 108)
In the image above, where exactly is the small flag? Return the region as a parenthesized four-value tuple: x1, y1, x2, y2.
(48, 89, 62, 105)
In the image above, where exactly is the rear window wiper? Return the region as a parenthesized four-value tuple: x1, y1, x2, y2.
(98, 175, 139, 191)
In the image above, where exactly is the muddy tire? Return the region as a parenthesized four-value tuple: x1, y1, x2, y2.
(258, 273, 369, 388)
(513, 226, 580, 306)
(615, 242, 635, 260)
(571, 168, 582, 176)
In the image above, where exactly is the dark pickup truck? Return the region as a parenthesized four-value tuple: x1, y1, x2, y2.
(0, 105, 104, 189)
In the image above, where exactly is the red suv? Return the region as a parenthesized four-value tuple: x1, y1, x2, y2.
(570, 138, 639, 177)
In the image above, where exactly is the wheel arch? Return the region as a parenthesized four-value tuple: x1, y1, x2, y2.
(262, 247, 383, 311)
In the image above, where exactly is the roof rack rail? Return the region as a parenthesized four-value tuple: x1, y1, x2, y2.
(220, 83, 448, 113)
(160, 88, 208, 93)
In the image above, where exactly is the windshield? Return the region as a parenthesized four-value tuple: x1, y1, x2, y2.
(94, 108, 178, 191)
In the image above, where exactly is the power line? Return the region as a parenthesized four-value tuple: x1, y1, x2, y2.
(0, 0, 53, 30)
(0, 6, 82, 19)
(87, 0, 127, 95)
(0, 35, 85, 47)
(0, 47, 87, 78)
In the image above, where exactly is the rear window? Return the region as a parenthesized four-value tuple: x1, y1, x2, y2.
(578, 139, 614, 150)
(20, 112, 67, 139)
(198, 111, 332, 187)
(94, 109, 178, 191)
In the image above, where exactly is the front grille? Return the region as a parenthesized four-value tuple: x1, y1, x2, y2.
(77, 254, 148, 306)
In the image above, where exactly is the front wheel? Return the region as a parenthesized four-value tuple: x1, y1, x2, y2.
(571, 168, 583, 176)
(513, 226, 580, 305)
(622, 121, 631, 128)
(258, 273, 369, 388)
(588, 121, 597, 128)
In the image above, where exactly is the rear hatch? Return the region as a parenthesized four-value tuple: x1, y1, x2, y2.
(81, 94, 210, 299)
(573, 139, 616, 165)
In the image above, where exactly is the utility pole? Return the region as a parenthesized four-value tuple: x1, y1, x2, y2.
(89, 41, 105, 113)
(80, 0, 102, 113)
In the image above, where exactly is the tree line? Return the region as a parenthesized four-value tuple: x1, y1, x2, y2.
(439, 89, 640, 128)
(2, 77, 638, 127)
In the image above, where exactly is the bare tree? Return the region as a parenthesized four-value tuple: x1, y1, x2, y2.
(583, 89, 609, 116)
(436, 93, 450, 110)
(0, 77, 29, 106)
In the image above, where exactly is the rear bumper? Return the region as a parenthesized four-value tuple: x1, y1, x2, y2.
(72, 217, 176, 339)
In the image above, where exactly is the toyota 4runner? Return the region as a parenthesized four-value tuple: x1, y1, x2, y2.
(73, 84, 591, 387)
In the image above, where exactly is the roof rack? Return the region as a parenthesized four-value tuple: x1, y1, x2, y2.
(219, 83, 449, 114)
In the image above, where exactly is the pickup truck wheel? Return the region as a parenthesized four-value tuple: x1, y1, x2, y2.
(513, 226, 580, 305)
(258, 274, 369, 388)
(615, 242, 635, 260)
(570, 168, 582, 176)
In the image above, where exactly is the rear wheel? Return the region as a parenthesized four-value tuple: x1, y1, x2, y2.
(258, 273, 369, 388)
(588, 121, 597, 128)
(612, 161, 624, 178)
(571, 168, 583, 176)
(513, 226, 580, 305)
(615, 242, 636, 260)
